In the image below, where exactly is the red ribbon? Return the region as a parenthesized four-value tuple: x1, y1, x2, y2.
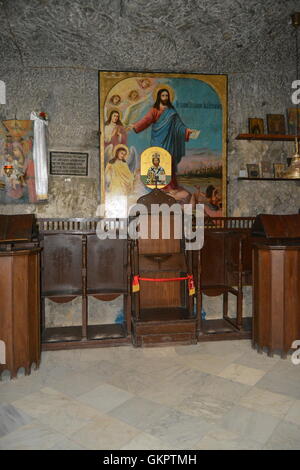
(138, 275, 194, 282)
(133, 274, 195, 295)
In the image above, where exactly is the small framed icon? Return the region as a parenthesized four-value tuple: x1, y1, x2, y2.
(273, 163, 286, 178)
(266, 114, 286, 135)
(248, 118, 264, 135)
(247, 163, 260, 178)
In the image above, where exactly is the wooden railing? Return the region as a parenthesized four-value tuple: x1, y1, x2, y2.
(37, 216, 256, 234)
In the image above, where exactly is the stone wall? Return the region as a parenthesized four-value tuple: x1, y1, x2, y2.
(1, 0, 300, 217)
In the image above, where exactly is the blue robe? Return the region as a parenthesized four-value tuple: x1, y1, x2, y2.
(150, 107, 187, 169)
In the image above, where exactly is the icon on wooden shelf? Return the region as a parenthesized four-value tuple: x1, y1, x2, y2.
(273, 163, 286, 178)
(267, 114, 286, 135)
(246, 163, 260, 178)
(248, 118, 264, 135)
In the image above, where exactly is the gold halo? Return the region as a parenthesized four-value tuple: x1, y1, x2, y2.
(140, 146, 172, 164)
(113, 144, 129, 158)
(152, 84, 175, 103)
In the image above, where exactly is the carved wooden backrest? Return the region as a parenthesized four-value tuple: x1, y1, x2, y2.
(136, 189, 182, 254)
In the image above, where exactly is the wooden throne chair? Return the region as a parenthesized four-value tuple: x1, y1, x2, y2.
(130, 188, 201, 347)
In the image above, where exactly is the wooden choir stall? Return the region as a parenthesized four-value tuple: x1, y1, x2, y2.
(38, 204, 257, 349)
(252, 214, 300, 357)
(3, 207, 300, 363)
(0, 215, 41, 378)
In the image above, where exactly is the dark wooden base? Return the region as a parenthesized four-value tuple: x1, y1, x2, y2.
(42, 324, 130, 350)
(251, 340, 290, 359)
(198, 317, 252, 342)
(132, 307, 197, 347)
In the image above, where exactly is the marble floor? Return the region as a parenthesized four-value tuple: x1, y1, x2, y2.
(1, 340, 300, 450)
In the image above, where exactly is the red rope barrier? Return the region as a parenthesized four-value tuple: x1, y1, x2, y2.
(138, 275, 192, 282)
(132, 274, 195, 295)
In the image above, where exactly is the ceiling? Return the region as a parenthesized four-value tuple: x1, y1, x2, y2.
(0, 0, 299, 73)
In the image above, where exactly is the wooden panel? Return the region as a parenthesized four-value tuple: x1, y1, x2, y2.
(141, 333, 195, 345)
(284, 250, 300, 349)
(0, 214, 37, 242)
(252, 214, 300, 238)
(12, 255, 29, 370)
(0, 257, 13, 368)
(28, 252, 40, 365)
(138, 214, 182, 255)
(87, 236, 127, 293)
(201, 231, 226, 288)
(270, 250, 285, 349)
(42, 234, 82, 295)
(0, 250, 41, 378)
(139, 271, 183, 308)
(252, 244, 300, 355)
(139, 253, 186, 272)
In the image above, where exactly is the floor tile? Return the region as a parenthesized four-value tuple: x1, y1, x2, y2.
(1, 339, 297, 450)
(47, 369, 106, 398)
(12, 387, 74, 418)
(70, 415, 139, 450)
(239, 387, 295, 418)
(109, 396, 171, 430)
(256, 365, 300, 399)
(49, 437, 87, 450)
(83, 360, 125, 382)
(141, 346, 177, 358)
(234, 349, 280, 372)
(263, 421, 300, 450)
(0, 372, 47, 403)
(0, 403, 32, 438)
(0, 422, 63, 450)
(190, 340, 250, 358)
(106, 368, 155, 395)
(139, 368, 208, 407)
(78, 383, 133, 413)
(218, 363, 266, 386)
(120, 432, 180, 450)
(37, 399, 104, 436)
(176, 353, 239, 375)
(143, 408, 212, 449)
(175, 394, 234, 423)
(197, 426, 263, 450)
(221, 405, 280, 444)
(194, 375, 251, 404)
(284, 399, 300, 426)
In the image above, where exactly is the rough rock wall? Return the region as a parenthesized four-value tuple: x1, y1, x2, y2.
(1, 0, 300, 216)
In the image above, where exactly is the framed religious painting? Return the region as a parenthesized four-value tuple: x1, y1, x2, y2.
(0, 120, 36, 204)
(287, 108, 300, 135)
(99, 71, 228, 217)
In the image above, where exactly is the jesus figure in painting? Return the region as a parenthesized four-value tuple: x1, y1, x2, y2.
(128, 88, 195, 189)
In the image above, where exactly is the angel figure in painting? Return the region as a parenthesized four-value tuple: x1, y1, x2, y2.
(104, 110, 127, 150)
(105, 145, 134, 196)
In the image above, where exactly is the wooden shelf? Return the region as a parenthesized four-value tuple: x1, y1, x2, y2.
(236, 133, 300, 141)
(238, 177, 300, 181)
